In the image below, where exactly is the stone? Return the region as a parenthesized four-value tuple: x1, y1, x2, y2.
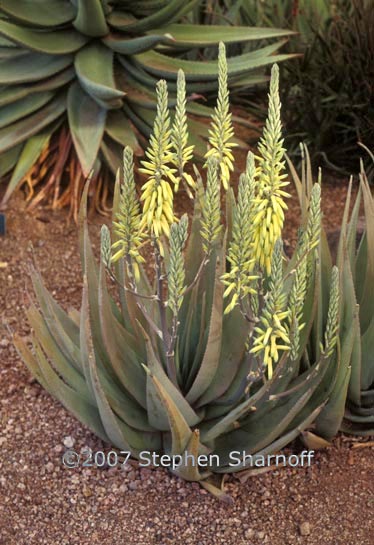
(63, 436, 75, 448)
(299, 522, 311, 536)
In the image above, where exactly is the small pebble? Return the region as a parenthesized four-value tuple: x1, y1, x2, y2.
(63, 436, 75, 448)
(299, 522, 311, 536)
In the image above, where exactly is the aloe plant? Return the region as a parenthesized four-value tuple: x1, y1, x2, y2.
(15, 53, 340, 499)
(288, 145, 374, 439)
(0, 0, 294, 207)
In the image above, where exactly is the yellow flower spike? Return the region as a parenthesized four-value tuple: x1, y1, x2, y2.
(112, 147, 146, 277)
(140, 79, 177, 239)
(171, 69, 195, 195)
(252, 64, 290, 274)
(205, 42, 237, 190)
(222, 152, 259, 314)
(250, 240, 290, 378)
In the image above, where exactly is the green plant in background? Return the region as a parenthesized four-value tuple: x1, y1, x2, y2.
(0, 0, 294, 209)
(15, 54, 341, 500)
(203, 0, 373, 177)
(289, 145, 374, 439)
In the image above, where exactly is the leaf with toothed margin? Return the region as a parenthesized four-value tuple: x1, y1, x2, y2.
(67, 82, 106, 176)
(75, 43, 124, 109)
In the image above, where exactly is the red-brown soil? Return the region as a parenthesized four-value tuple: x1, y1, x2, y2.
(0, 170, 372, 544)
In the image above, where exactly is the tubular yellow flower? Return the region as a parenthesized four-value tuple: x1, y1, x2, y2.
(250, 240, 290, 378)
(222, 152, 258, 314)
(205, 42, 237, 190)
(139, 79, 177, 239)
(111, 147, 146, 281)
(171, 69, 195, 196)
(252, 64, 290, 274)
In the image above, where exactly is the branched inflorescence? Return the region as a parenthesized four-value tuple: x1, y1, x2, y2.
(252, 64, 290, 274)
(222, 152, 258, 314)
(171, 70, 195, 195)
(111, 147, 146, 280)
(205, 42, 237, 190)
(251, 240, 290, 378)
(139, 80, 177, 239)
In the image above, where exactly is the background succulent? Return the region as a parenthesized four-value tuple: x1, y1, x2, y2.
(289, 145, 374, 439)
(0, 0, 294, 213)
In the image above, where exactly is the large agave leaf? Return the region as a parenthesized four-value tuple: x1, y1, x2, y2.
(2, 121, 59, 203)
(100, 138, 122, 175)
(0, 68, 75, 107)
(105, 110, 142, 154)
(0, 19, 88, 54)
(155, 23, 294, 48)
(74, 43, 125, 108)
(67, 82, 106, 176)
(0, 0, 75, 27)
(0, 92, 54, 129)
(0, 93, 66, 153)
(133, 43, 295, 81)
(108, 0, 197, 32)
(0, 143, 23, 178)
(103, 34, 171, 55)
(73, 0, 109, 37)
(0, 52, 73, 84)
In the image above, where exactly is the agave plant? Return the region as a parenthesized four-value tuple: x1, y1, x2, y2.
(288, 145, 374, 438)
(0, 0, 294, 210)
(15, 50, 340, 499)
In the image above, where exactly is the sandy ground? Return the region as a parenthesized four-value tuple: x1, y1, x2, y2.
(0, 179, 372, 544)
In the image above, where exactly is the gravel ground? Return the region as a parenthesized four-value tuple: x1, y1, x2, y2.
(0, 183, 372, 545)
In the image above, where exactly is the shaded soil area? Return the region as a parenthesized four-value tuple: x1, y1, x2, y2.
(0, 173, 372, 544)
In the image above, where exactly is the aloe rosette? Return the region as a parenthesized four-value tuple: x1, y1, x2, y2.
(14, 57, 341, 499)
(0, 0, 295, 205)
(289, 146, 374, 439)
